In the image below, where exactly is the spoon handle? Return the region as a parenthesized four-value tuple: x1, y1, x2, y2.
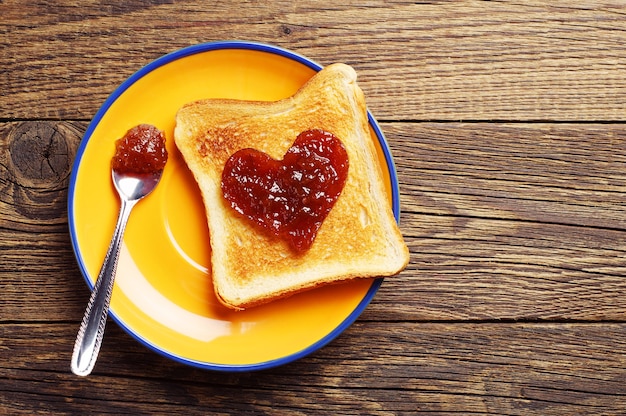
(71, 198, 137, 376)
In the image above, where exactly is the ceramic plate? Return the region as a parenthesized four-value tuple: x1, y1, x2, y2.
(68, 41, 400, 371)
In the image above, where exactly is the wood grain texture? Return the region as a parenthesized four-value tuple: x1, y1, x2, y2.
(0, 122, 87, 324)
(370, 122, 626, 321)
(1, 322, 625, 415)
(2, 1, 626, 121)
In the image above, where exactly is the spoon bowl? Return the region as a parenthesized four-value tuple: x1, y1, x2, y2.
(114, 171, 163, 200)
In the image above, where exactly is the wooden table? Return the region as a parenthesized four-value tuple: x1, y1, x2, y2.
(2, 1, 626, 414)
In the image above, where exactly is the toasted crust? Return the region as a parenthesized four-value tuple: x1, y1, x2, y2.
(174, 63, 409, 310)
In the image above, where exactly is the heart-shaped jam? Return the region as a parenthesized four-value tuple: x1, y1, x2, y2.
(221, 129, 349, 252)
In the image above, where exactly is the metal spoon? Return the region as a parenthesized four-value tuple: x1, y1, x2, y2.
(71, 169, 163, 376)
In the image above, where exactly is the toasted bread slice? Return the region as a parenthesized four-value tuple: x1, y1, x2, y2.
(174, 63, 409, 310)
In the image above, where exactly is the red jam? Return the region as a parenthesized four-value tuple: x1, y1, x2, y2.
(111, 124, 168, 174)
(221, 129, 349, 252)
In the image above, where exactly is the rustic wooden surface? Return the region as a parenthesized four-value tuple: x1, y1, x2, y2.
(2, 1, 626, 414)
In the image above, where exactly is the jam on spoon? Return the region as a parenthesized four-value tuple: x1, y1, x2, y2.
(71, 124, 167, 377)
(221, 129, 349, 252)
(111, 124, 168, 174)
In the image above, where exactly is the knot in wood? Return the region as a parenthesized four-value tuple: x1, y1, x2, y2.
(9, 121, 73, 187)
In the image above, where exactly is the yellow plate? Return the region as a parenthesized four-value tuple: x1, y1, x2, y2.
(68, 41, 400, 370)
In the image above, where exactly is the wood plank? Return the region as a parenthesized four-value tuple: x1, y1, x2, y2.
(372, 122, 626, 320)
(1, 120, 626, 322)
(1, 322, 625, 414)
(390, 122, 626, 228)
(0, 121, 89, 322)
(2, 1, 626, 121)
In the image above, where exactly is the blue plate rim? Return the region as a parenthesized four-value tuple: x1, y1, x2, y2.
(67, 40, 399, 372)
